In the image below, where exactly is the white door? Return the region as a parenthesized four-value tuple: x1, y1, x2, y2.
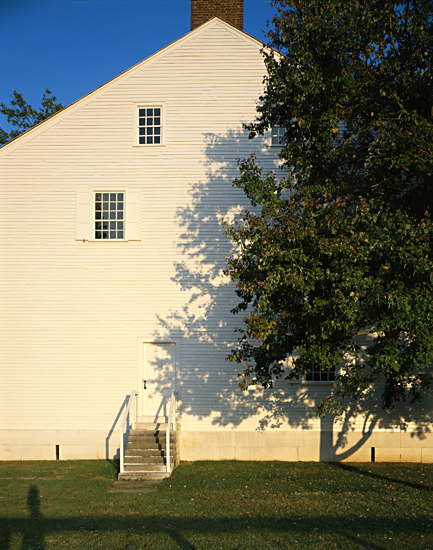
(142, 342, 176, 421)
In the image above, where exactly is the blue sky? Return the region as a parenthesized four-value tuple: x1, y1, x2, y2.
(0, 0, 276, 129)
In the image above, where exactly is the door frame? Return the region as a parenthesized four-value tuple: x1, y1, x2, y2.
(137, 337, 181, 419)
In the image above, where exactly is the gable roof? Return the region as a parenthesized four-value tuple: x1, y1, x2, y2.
(0, 17, 269, 156)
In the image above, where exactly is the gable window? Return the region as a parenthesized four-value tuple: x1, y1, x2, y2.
(271, 126, 284, 146)
(94, 192, 124, 240)
(138, 107, 162, 145)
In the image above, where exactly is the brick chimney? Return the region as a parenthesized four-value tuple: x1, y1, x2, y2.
(191, 0, 243, 31)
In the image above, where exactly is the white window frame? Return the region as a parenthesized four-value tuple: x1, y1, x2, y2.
(94, 191, 125, 241)
(75, 189, 141, 242)
(271, 126, 285, 146)
(134, 104, 164, 147)
(284, 353, 337, 385)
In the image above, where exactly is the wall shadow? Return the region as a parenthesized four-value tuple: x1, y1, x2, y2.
(106, 395, 132, 460)
(147, 125, 433, 461)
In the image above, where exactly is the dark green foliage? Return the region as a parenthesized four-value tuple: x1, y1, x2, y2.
(0, 89, 63, 145)
(224, 1, 433, 415)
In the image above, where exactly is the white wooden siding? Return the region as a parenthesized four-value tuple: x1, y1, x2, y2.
(1, 19, 430, 437)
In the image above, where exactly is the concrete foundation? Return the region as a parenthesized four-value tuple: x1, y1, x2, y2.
(1, 428, 432, 462)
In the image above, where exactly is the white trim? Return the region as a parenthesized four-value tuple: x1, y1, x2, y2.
(283, 354, 338, 385)
(137, 337, 181, 421)
(270, 126, 284, 147)
(93, 191, 126, 241)
(133, 103, 165, 147)
(76, 188, 141, 242)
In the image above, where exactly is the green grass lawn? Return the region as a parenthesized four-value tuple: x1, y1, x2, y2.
(1, 460, 432, 549)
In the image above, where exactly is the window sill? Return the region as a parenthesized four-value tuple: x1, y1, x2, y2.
(82, 239, 130, 243)
(133, 144, 166, 148)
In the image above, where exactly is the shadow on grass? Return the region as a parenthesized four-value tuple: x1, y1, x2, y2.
(107, 459, 120, 476)
(328, 462, 433, 492)
(0, 485, 428, 550)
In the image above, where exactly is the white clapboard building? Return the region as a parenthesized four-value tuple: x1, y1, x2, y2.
(1, 0, 432, 466)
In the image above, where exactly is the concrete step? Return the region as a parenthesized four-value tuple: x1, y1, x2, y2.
(124, 456, 169, 465)
(135, 423, 169, 430)
(108, 487, 156, 494)
(129, 430, 175, 438)
(118, 471, 170, 481)
(125, 449, 171, 458)
(127, 442, 175, 450)
(124, 464, 167, 472)
(128, 436, 172, 444)
(119, 420, 178, 482)
(114, 480, 165, 487)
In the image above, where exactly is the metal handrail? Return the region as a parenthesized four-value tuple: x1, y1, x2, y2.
(119, 390, 138, 474)
(166, 390, 176, 473)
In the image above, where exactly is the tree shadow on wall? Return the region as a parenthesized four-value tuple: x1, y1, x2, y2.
(152, 126, 433, 461)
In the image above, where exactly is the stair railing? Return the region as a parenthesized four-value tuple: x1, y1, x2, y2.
(166, 389, 176, 473)
(120, 390, 138, 474)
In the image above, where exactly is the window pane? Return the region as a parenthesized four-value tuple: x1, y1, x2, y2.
(117, 193, 123, 201)
(95, 193, 102, 201)
(146, 108, 153, 116)
(110, 193, 116, 201)
(147, 127, 153, 135)
(103, 212, 109, 220)
(95, 222, 101, 230)
(154, 117, 160, 126)
(117, 231, 124, 239)
(110, 231, 116, 239)
(154, 108, 160, 116)
(118, 202, 123, 210)
(103, 193, 109, 201)
(139, 137, 146, 144)
(110, 211, 116, 220)
(117, 222, 124, 230)
(154, 136, 161, 144)
(103, 202, 108, 210)
(139, 118, 146, 126)
(117, 211, 123, 220)
(110, 203, 116, 210)
(95, 211, 101, 220)
(154, 127, 161, 135)
(147, 136, 153, 144)
(103, 231, 109, 239)
(110, 222, 116, 230)
(139, 109, 146, 116)
(95, 231, 101, 239)
(103, 222, 109, 230)
(95, 202, 101, 211)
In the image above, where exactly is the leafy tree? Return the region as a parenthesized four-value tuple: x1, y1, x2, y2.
(223, 0, 433, 415)
(0, 89, 63, 145)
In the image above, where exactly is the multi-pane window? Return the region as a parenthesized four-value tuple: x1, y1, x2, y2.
(94, 193, 124, 240)
(271, 126, 284, 146)
(305, 363, 336, 382)
(138, 107, 161, 145)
